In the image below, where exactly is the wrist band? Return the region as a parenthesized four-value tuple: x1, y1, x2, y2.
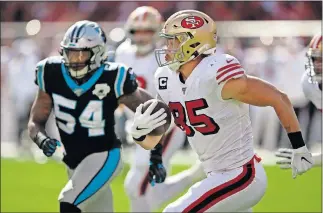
(35, 132, 48, 148)
(288, 131, 305, 149)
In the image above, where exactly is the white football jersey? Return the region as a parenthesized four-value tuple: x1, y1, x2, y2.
(301, 72, 322, 110)
(115, 40, 158, 97)
(155, 54, 254, 173)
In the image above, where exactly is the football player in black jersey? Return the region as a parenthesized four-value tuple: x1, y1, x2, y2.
(27, 20, 167, 212)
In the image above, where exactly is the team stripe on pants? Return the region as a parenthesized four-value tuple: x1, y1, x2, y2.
(183, 157, 257, 213)
(73, 148, 121, 206)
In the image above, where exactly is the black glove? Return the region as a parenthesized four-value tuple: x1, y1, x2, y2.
(149, 143, 167, 186)
(39, 137, 61, 157)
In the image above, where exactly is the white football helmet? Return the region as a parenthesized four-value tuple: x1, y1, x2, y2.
(305, 34, 322, 84)
(125, 6, 162, 55)
(60, 20, 107, 79)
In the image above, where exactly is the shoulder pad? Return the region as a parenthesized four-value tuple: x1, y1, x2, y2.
(36, 56, 62, 69)
(209, 54, 245, 85)
(35, 58, 49, 92)
(154, 66, 171, 79)
(103, 62, 129, 72)
(46, 56, 63, 65)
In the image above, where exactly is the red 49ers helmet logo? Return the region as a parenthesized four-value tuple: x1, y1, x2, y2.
(181, 16, 204, 29)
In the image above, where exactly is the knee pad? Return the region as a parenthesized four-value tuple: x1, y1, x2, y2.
(60, 202, 81, 213)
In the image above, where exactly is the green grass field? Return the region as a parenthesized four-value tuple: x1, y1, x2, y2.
(1, 158, 321, 212)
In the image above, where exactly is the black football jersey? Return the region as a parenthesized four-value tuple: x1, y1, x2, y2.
(34, 56, 138, 168)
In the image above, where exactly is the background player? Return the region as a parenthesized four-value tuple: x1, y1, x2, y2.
(129, 10, 314, 212)
(27, 20, 159, 213)
(115, 6, 204, 212)
(276, 34, 322, 168)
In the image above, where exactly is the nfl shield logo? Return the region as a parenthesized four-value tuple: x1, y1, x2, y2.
(182, 87, 187, 94)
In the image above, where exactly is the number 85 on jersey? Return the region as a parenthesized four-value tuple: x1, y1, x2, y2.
(169, 98, 220, 137)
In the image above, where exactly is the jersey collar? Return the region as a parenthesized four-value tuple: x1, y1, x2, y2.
(61, 64, 104, 97)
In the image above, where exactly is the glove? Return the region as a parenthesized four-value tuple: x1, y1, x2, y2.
(275, 148, 292, 169)
(40, 137, 61, 157)
(291, 146, 314, 179)
(130, 100, 167, 139)
(149, 143, 167, 186)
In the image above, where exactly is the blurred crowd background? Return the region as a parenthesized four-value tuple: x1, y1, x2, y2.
(1, 1, 322, 22)
(1, 1, 322, 162)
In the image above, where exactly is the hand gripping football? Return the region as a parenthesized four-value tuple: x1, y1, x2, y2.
(142, 99, 172, 136)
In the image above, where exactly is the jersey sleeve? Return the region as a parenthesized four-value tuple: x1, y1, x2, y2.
(34, 58, 49, 93)
(115, 64, 138, 99)
(216, 55, 245, 85)
(215, 55, 246, 101)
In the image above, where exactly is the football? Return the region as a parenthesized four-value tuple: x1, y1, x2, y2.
(141, 99, 172, 136)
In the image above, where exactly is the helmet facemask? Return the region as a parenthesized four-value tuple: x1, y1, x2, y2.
(306, 49, 322, 84)
(155, 32, 196, 72)
(61, 47, 95, 79)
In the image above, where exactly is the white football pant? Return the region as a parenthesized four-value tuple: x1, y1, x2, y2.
(125, 127, 205, 212)
(163, 155, 267, 212)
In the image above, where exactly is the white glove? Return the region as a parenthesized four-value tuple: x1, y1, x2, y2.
(275, 148, 292, 169)
(291, 146, 314, 179)
(130, 100, 167, 139)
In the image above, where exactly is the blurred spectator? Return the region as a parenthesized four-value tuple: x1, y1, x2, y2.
(1, 1, 321, 22)
(6, 39, 39, 143)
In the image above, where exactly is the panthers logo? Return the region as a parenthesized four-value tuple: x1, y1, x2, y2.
(181, 16, 204, 29)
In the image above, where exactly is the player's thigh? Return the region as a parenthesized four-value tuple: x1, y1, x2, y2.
(210, 163, 267, 212)
(83, 185, 113, 212)
(58, 148, 123, 209)
(163, 158, 267, 212)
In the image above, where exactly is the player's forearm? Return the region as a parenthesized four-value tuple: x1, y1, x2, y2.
(272, 93, 309, 149)
(135, 134, 163, 150)
(118, 88, 154, 112)
(28, 120, 48, 147)
(28, 90, 52, 147)
(272, 92, 300, 133)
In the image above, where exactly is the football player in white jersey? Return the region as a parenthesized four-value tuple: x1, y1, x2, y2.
(129, 10, 314, 212)
(115, 6, 204, 212)
(276, 34, 322, 168)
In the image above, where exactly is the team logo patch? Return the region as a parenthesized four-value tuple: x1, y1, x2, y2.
(159, 77, 168, 90)
(181, 16, 204, 29)
(92, 83, 110, 99)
